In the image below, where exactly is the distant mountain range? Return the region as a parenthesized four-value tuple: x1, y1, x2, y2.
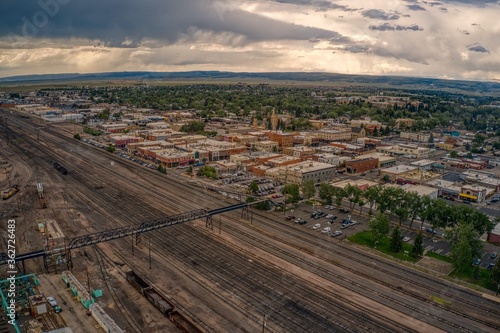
(1, 71, 500, 95)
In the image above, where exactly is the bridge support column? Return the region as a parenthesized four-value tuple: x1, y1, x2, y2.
(206, 215, 213, 230)
(67, 249, 73, 272)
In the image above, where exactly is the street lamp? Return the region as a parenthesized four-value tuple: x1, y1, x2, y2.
(291, 209, 294, 218)
(432, 237, 437, 252)
(313, 203, 315, 214)
(348, 214, 351, 223)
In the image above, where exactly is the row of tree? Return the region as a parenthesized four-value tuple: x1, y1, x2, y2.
(315, 183, 493, 234)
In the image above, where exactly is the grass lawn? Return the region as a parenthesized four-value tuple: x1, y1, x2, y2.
(425, 251, 453, 263)
(449, 265, 496, 291)
(348, 231, 500, 292)
(348, 230, 419, 263)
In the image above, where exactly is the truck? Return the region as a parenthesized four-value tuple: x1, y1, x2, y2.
(1, 185, 18, 200)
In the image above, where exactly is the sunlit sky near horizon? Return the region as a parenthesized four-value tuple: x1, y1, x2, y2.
(1, 0, 499, 81)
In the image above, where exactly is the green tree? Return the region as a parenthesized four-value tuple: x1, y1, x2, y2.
(357, 198, 366, 216)
(450, 236, 473, 273)
(186, 165, 193, 176)
(73, 133, 81, 140)
(390, 226, 403, 253)
(406, 192, 422, 229)
(180, 121, 206, 133)
(283, 184, 300, 204)
(393, 191, 411, 227)
(490, 260, 500, 288)
(449, 150, 459, 158)
(318, 183, 334, 204)
(344, 184, 361, 211)
(363, 185, 381, 216)
(158, 165, 167, 174)
(302, 179, 316, 200)
(448, 224, 482, 273)
(411, 231, 424, 258)
(247, 196, 271, 210)
(332, 187, 346, 209)
(382, 174, 391, 183)
(428, 132, 434, 143)
(247, 180, 259, 195)
(106, 144, 115, 153)
(369, 213, 390, 244)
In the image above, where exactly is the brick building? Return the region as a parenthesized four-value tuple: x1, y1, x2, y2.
(345, 157, 379, 174)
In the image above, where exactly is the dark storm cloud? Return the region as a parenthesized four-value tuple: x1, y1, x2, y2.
(362, 9, 400, 20)
(0, 0, 345, 47)
(422, 1, 443, 6)
(369, 23, 423, 31)
(467, 43, 489, 53)
(342, 45, 371, 53)
(270, 0, 358, 11)
(444, 0, 498, 4)
(407, 4, 427, 10)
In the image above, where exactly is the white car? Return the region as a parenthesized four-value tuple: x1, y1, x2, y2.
(46, 296, 57, 307)
(331, 230, 342, 237)
(321, 227, 331, 234)
(402, 236, 411, 242)
(313, 223, 321, 230)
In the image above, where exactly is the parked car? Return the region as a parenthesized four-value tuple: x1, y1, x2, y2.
(46, 296, 62, 313)
(331, 230, 342, 237)
(340, 224, 349, 229)
(313, 223, 321, 230)
(321, 227, 331, 234)
(402, 236, 411, 242)
(487, 263, 495, 270)
(491, 252, 498, 259)
(473, 258, 481, 266)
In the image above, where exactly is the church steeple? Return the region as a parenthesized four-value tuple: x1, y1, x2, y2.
(271, 109, 278, 131)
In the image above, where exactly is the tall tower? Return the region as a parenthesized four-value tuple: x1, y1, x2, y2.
(271, 109, 278, 131)
(253, 117, 258, 130)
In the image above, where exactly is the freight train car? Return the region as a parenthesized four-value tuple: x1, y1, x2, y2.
(169, 311, 204, 333)
(53, 162, 68, 175)
(126, 271, 202, 332)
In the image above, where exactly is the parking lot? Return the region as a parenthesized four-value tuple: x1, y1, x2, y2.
(282, 203, 365, 239)
(279, 201, 500, 270)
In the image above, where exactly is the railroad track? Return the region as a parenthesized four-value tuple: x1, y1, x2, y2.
(93, 246, 143, 333)
(2, 112, 500, 332)
(238, 207, 500, 318)
(212, 217, 499, 332)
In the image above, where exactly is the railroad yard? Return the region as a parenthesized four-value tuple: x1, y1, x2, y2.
(1, 111, 500, 332)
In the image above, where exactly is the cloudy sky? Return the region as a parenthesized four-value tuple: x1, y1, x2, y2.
(1, 0, 499, 81)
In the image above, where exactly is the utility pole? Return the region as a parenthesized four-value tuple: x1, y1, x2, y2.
(283, 167, 289, 216)
(219, 216, 222, 235)
(149, 236, 152, 269)
(262, 314, 268, 333)
(86, 267, 91, 295)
